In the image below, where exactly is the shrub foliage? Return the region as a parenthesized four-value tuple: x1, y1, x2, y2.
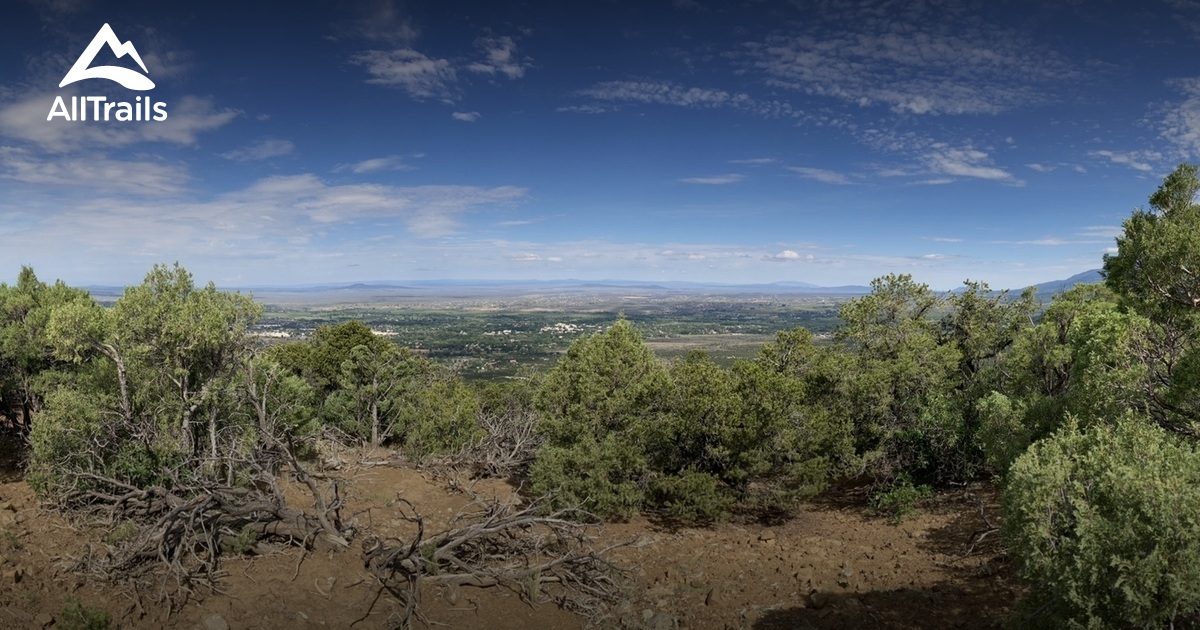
(1003, 416, 1200, 627)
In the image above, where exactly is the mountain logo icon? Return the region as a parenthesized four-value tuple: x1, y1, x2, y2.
(59, 23, 155, 91)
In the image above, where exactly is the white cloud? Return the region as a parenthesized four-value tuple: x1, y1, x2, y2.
(335, 155, 415, 174)
(658, 249, 709, 261)
(744, 6, 1078, 116)
(0, 92, 237, 151)
(331, 0, 420, 44)
(0, 146, 188, 196)
(510, 252, 541, 262)
(1079, 225, 1123, 239)
(730, 157, 776, 165)
(576, 80, 803, 119)
(923, 144, 1020, 183)
(679, 173, 743, 184)
(912, 177, 955, 185)
(1161, 78, 1200, 157)
(352, 48, 457, 101)
(467, 36, 530, 79)
(219, 138, 294, 161)
(1090, 149, 1156, 172)
(452, 111, 481, 122)
(786, 166, 852, 185)
(1025, 163, 1053, 173)
(0, 174, 535, 286)
(766, 249, 813, 262)
(555, 104, 616, 114)
(922, 236, 963, 243)
(20, 173, 528, 248)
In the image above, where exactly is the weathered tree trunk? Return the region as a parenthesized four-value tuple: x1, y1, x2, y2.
(371, 399, 380, 446)
(209, 404, 219, 462)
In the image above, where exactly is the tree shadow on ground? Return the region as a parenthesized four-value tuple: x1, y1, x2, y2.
(752, 582, 1012, 629)
(918, 482, 1013, 573)
(0, 430, 25, 483)
(754, 481, 1023, 629)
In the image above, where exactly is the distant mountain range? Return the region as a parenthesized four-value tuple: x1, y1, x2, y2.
(83, 269, 1105, 302)
(1025, 269, 1104, 298)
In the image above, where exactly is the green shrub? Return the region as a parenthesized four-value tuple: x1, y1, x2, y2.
(649, 469, 734, 525)
(975, 391, 1031, 475)
(530, 320, 666, 519)
(868, 473, 931, 522)
(530, 436, 646, 520)
(59, 598, 111, 630)
(1003, 415, 1200, 628)
(394, 375, 482, 458)
(531, 324, 849, 522)
(220, 524, 258, 556)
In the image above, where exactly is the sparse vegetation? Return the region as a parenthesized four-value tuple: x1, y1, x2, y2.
(59, 598, 112, 630)
(4, 165, 1200, 627)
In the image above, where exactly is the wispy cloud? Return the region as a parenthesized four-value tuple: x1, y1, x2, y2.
(911, 177, 955, 186)
(659, 249, 708, 261)
(923, 144, 1021, 183)
(993, 229, 1118, 247)
(219, 138, 294, 161)
(330, 0, 420, 44)
(555, 104, 616, 114)
(1016, 237, 1069, 246)
(1161, 78, 1200, 158)
(351, 48, 458, 101)
(744, 5, 1078, 116)
(333, 155, 415, 174)
(679, 173, 743, 184)
(0, 92, 237, 152)
(574, 80, 803, 119)
(0, 146, 189, 196)
(467, 36, 530, 79)
(861, 132, 1021, 186)
(729, 157, 776, 165)
(7, 173, 530, 267)
(922, 236, 963, 243)
(1078, 225, 1123, 239)
(452, 111, 481, 122)
(350, 26, 528, 103)
(1090, 149, 1156, 172)
(786, 166, 852, 185)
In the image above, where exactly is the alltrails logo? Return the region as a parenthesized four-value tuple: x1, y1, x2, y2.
(47, 23, 168, 122)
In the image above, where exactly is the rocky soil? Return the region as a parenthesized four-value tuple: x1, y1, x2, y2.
(0, 451, 1021, 629)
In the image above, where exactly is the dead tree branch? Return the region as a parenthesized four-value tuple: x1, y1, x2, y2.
(360, 497, 627, 629)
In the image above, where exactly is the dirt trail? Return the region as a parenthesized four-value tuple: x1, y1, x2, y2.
(0, 456, 1021, 629)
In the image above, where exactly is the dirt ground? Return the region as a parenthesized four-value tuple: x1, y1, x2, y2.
(0, 448, 1022, 629)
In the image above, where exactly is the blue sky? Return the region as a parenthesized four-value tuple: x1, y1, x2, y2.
(0, 0, 1196, 289)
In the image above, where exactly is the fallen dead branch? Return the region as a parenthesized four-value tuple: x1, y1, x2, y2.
(58, 440, 348, 611)
(359, 496, 627, 629)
